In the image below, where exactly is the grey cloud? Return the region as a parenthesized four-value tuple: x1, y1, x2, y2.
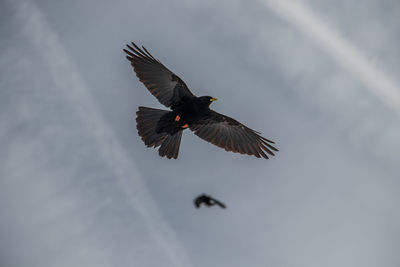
(1, 0, 399, 266)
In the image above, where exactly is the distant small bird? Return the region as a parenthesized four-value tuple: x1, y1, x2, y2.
(194, 194, 226, 209)
(124, 42, 278, 159)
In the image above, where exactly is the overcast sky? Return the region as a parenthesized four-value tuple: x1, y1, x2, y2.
(1, 0, 400, 266)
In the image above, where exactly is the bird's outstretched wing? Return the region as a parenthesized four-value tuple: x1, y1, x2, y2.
(124, 42, 195, 108)
(190, 111, 278, 159)
(213, 199, 227, 209)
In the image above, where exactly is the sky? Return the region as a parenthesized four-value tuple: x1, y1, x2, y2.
(1, 0, 399, 266)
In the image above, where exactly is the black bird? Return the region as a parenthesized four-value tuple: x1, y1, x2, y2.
(123, 42, 278, 159)
(194, 194, 226, 209)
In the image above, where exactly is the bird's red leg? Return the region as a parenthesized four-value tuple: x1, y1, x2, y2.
(175, 115, 181, 121)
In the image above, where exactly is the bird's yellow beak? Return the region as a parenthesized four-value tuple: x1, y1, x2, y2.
(210, 97, 218, 102)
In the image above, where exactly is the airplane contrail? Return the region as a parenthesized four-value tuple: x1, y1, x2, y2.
(13, 1, 192, 266)
(261, 0, 400, 117)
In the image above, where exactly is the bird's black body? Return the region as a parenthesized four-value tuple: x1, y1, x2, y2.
(157, 96, 213, 135)
(194, 194, 226, 209)
(124, 42, 278, 159)
(172, 96, 214, 123)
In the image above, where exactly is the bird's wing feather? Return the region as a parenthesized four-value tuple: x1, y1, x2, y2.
(214, 200, 227, 209)
(190, 110, 278, 159)
(124, 42, 195, 108)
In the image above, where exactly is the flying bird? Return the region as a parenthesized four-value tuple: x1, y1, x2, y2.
(194, 194, 226, 209)
(123, 42, 278, 159)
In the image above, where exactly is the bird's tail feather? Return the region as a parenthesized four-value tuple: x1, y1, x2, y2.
(136, 106, 183, 159)
(158, 130, 183, 159)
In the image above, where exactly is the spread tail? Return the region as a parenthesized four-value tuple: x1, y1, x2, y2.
(136, 106, 183, 159)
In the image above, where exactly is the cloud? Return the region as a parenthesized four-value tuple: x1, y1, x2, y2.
(0, 0, 192, 266)
(261, 0, 400, 116)
(1, 0, 399, 266)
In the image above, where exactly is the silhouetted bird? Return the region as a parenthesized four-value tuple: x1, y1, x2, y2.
(123, 42, 278, 159)
(194, 194, 226, 209)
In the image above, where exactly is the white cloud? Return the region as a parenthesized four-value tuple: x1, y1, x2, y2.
(0, 1, 192, 266)
(1, 0, 399, 266)
(261, 0, 400, 116)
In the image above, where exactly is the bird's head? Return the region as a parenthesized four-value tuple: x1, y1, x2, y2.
(199, 96, 218, 106)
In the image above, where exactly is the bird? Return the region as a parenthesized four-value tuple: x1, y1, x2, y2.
(123, 42, 278, 159)
(194, 194, 226, 209)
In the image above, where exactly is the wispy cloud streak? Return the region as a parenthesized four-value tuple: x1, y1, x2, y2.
(12, 1, 191, 266)
(261, 0, 400, 116)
